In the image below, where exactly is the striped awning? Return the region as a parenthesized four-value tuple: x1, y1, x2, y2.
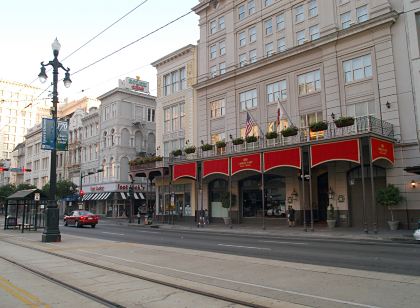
(120, 192, 145, 200)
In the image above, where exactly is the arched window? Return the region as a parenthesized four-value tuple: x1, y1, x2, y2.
(110, 157, 115, 177)
(111, 129, 115, 146)
(121, 128, 130, 147)
(120, 157, 129, 181)
(102, 159, 107, 178)
(103, 131, 107, 148)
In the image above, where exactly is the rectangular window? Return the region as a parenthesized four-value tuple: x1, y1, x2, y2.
(249, 49, 257, 63)
(219, 62, 226, 75)
(210, 45, 217, 59)
(356, 5, 368, 23)
(249, 26, 257, 43)
(346, 101, 375, 118)
(276, 14, 285, 30)
(239, 53, 247, 67)
(147, 108, 155, 122)
(180, 103, 185, 129)
(172, 105, 179, 131)
(210, 99, 226, 118)
(239, 5, 245, 20)
(295, 5, 304, 23)
(309, 25, 320, 40)
(210, 20, 217, 34)
(265, 0, 273, 7)
(265, 42, 274, 57)
(265, 19, 273, 35)
(416, 13, 420, 52)
(267, 80, 287, 103)
(308, 0, 318, 17)
(277, 37, 286, 52)
(219, 40, 226, 55)
(239, 89, 258, 110)
(341, 11, 351, 29)
(343, 54, 372, 83)
(210, 65, 218, 77)
(219, 16, 225, 30)
(163, 67, 186, 95)
(296, 30, 306, 45)
(298, 70, 321, 95)
(239, 31, 246, 46)
(211, 132, 226, 144)
(180, 67, 186, 90)
(240, 126, 259, 138)
(300, 111, 323, 127)
(268, 119, 289, 132)
(164, 108, 171, 133)
(248, 0, 255, 15)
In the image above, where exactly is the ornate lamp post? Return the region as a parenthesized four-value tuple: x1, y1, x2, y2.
(38, 38, 72, 242)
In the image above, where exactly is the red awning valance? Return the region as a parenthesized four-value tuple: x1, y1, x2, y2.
(371, 138, 395, 164)
(311, 139, 360, 168)
(231, 153, 261, 175)
(203, 158, 229, 178)
(172, 162, 197, 181)
(263, 147, 301, 171)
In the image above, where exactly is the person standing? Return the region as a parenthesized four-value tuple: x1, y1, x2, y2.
(288, 206, 295, 227)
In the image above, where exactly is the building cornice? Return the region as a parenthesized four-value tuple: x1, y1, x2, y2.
(151, 44, 196, 68)
(194, 11, 399, 90)
(97, 87, 156, 101)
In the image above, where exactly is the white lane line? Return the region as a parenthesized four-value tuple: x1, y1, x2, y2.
(217, 244, 271, 251)
(260, 240, 307, 245)
(101, 232, 125, 236)
(134, 230, 159, 234)
(78, 250, 381, 308)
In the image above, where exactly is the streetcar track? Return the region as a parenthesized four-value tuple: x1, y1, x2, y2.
(0, 238, 264, 308)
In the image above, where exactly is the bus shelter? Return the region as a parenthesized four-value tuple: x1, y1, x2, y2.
(3, 189, 48, 232)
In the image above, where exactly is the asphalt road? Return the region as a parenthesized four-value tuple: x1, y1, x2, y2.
(59, 221, 420, 276)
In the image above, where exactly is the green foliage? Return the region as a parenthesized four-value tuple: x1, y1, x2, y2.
(184, 146, 196, 154)
(42, 180, 77, 200)
(265, 131, 278, 139)
(376, 184, 404, 221)
(334, 116, 355, 128)
(215, 140, 226, 148)
(16, 183, 36, 191)
(171, 149, 183, 157)
(327, 204, 335, 220)
(309, 121, 328, 132)
(245, 135, 258, 143)
(129, 156, 163, 166)
(232, 137, 244, 145)
(0, 184, 17, 201)
(201, 143, 214, 151)
(280, 126, 298, 137)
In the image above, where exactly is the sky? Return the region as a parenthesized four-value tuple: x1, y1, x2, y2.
(0, 0, 199, 101)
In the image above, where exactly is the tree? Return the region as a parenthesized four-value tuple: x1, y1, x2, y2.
(376, 184, 404, 222)
(0, 184, 17, 202)
(42, 180, 77, 200)
(16, 183, 37, 191)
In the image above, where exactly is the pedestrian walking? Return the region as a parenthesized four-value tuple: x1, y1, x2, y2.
(287, 206, 295, 227)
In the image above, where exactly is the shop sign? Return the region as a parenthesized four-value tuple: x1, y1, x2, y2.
(310, 139, 360, 168)
(203, 158, 229, 178)
(263, 148, 301, 172)
(173, 162, 197, 181)
(117, 184, 144, 191)
(119, 77, 149, 93)
(371, 138, 395, 164)
(231, 153, 261, 175)
(86, 183, 145, 193)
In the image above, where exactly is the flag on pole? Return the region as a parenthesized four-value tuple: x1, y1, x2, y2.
(277, 100, 284, 127)
(245, 111, 256, 137)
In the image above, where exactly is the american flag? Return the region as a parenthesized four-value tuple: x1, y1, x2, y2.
(245, 111, 256, 137)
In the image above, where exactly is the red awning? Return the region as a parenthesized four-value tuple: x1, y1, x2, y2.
(263, 147, 301, 171)
(371, 138, 395, 164)
(311, 139, 360, 168)
(231, 153, 261, 175)
(203, 158, 229, 178)
(172, 162, 197, 181)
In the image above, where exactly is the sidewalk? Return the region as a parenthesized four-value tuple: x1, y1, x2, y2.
(103, 217, 419, 243)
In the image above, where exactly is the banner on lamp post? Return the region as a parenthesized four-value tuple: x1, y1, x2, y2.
(41, 118, 69, 151)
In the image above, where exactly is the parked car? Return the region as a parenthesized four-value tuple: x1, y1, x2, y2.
(414, 229, 420, 241)
(64, 210, 99, 228)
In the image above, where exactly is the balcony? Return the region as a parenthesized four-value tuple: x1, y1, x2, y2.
(129, 157, 169, 172)
(170, 116, 394, 162)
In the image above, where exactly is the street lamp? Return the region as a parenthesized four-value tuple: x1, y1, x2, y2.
(38, 38, 72, 243)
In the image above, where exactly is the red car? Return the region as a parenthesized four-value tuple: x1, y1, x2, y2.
(64, 210, 99, 228)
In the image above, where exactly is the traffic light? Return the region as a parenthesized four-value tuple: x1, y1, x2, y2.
(0, 167, 9, 172)
(22, 168, 32, 172)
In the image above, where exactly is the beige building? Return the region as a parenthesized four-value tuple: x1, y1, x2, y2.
(149, 45, 198, 220)
(172, 0, 420, 229)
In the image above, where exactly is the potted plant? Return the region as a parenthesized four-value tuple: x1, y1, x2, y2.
(171, 149, 182, 157)
(184, 146, 196, 154)
(265, 131, 278, 139)
(220, 192, 236, 225)
(326, 204, 336, 228)
(215, 140, 226, 149)
(232, 137, 244, 145)
(201, 143, 213, 151)
(281, 126, 298, 137)
(334, 116, 355, 128)
(245, 135, 258, 143)
(309, 121, 328, 132)
(376, 184, 404, 230)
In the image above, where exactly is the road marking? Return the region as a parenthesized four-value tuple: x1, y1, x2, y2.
(101, 232, 125, 236)
(79, 250, 381, 308)
(134, 230, 159, 234)
(260, 240, 307, 245)
(0, 274, 50, 307)
(217, 244, 271, 251)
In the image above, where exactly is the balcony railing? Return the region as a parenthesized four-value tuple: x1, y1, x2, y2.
(170, 115, 394, 162)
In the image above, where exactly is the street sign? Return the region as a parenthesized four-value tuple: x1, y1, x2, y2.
(34, 193, 40, 201)
(78, 202, 84, 210)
